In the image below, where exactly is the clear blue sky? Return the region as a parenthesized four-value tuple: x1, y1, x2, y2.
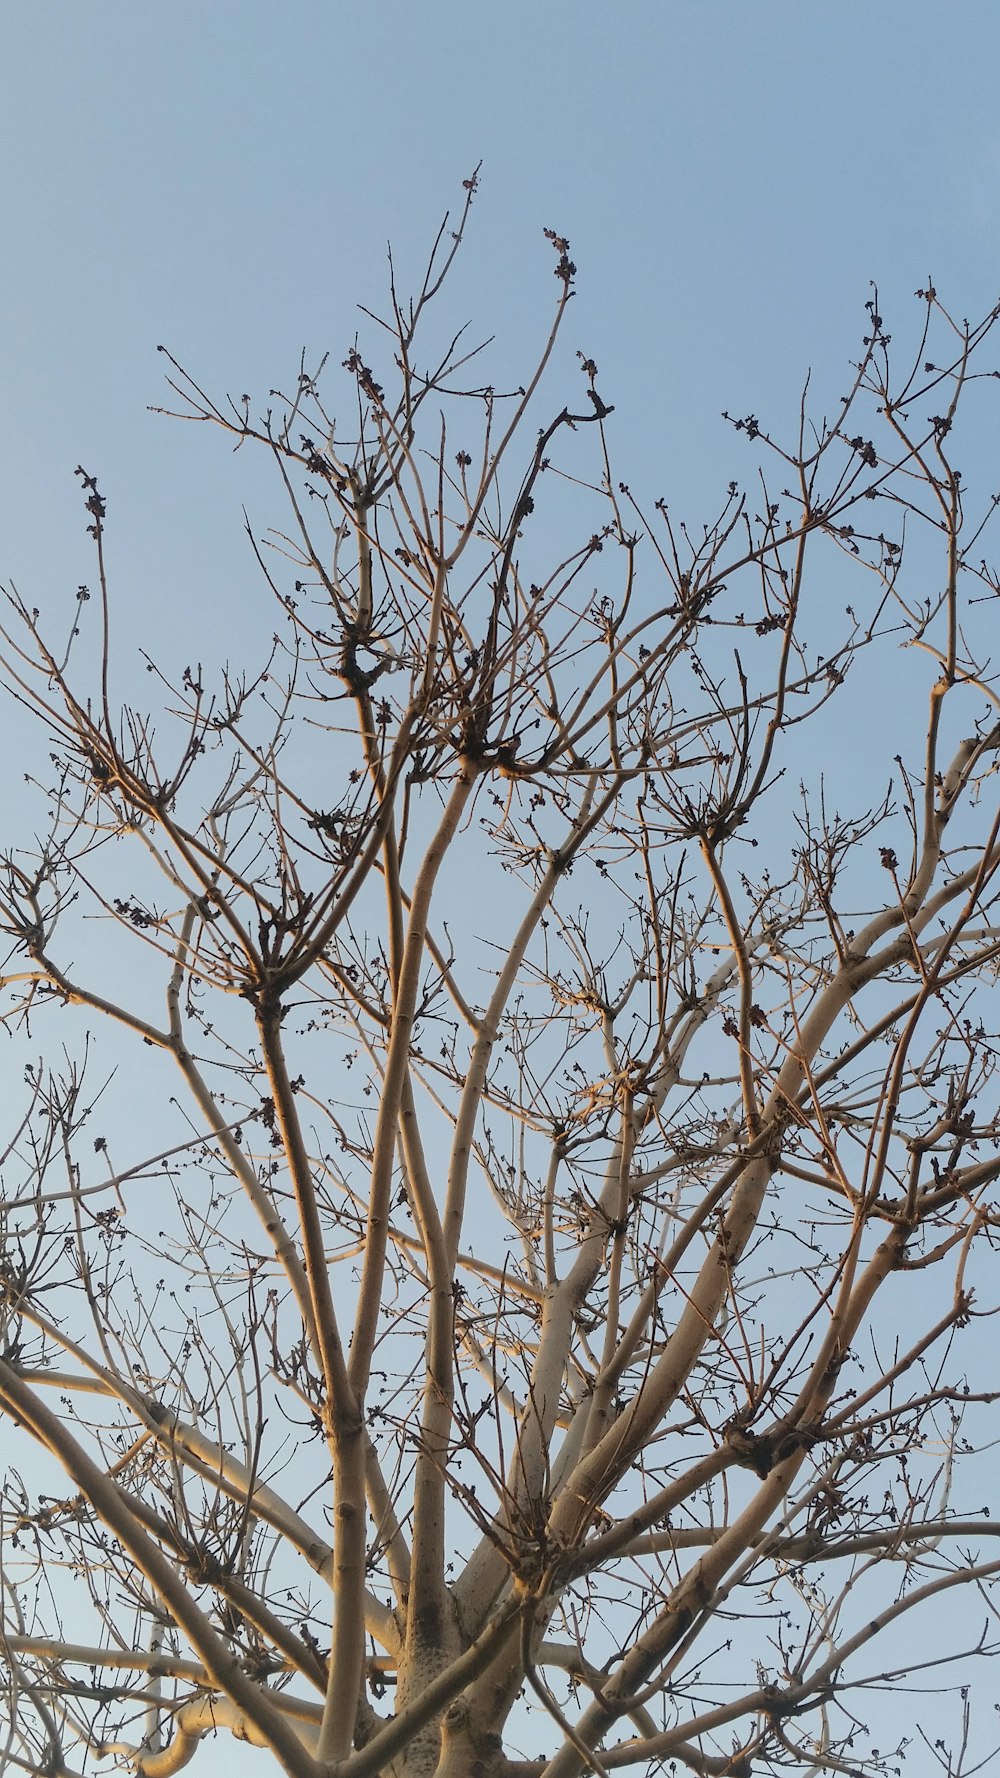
(3, 1, 999, 682)
(2, 5, 999, 1770)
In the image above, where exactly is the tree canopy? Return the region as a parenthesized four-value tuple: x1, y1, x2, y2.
(3, 182, 1000, 1778)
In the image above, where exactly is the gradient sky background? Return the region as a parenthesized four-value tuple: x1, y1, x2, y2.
(2, 3, 1000, 1771)
(4, 1, 1000, 689)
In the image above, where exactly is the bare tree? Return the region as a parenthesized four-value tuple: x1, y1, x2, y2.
(2, 177, 1000, 1778)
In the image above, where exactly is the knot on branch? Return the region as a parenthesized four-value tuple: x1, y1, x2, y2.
(724, 1417, 817, 1479)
